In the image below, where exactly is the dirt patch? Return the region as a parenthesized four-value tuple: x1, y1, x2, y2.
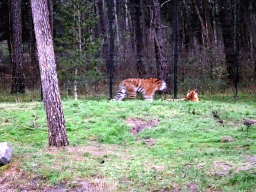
(236, 155, 256, 172)
(187, 183, 199, 192)
(0, 167, 116, 192)
(245, 155, 256, 164)
(167, 183, 181, 192)
(210, 155, 256, 176)
(210, 161, 233, 176)
(220, 136, 236, 143)
(125, 118, 159, 134)
(144, 138, 155, 147)
(0, 143, 120, 192)
(44, 142, 115, 158)
(152, 165, 166, 171)
(136, 137, 156, 147)
(66, 145, 111, 157)
(0, 167, 44, 192)
(244, 119, 256, 126)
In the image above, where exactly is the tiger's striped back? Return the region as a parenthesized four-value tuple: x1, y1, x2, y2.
(113, 78, 166, 101)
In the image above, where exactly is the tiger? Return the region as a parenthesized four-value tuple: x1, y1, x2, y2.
(112, 78, 167, 101)
(185, 90, 199, 102)
(166, 90, 199, 102)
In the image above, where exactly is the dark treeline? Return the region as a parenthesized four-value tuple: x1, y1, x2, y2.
(0, 0, 256, 97)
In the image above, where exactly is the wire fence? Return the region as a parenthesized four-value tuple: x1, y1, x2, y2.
(0, 50, 255, 100)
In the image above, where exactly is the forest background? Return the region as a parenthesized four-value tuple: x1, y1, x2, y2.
(1, 1, 256, 190)
(0, 0, 256, 99)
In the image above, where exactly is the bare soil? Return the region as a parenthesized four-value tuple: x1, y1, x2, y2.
(125, 118, 159, 134)
(0, 167, 114, 192)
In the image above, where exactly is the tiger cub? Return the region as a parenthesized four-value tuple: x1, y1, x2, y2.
(185, 90, 199, 102)
(113, 78, 167, 101)
(166, 90, 199, 102)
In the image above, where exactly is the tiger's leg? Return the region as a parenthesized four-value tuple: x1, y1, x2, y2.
(143, 92, 154, 101)
(113, 86, 126, 100)
(127, 91, 137, 100)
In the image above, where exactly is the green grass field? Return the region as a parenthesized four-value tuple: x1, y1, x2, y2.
(1, 94, 256, 191)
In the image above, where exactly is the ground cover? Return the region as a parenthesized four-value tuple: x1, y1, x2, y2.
(0, 94, 256, 191)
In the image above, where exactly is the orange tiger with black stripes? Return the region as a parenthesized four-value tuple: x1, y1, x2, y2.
(185, 90, 199, 102)
(113, 78, 167, 101)
(167, 90, 199, 102)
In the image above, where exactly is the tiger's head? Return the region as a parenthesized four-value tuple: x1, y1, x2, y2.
(185, 90, 199, 102)
(158, 80, 167, 91)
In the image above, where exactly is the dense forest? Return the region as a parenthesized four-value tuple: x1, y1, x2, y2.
(0, 0, 256, 98)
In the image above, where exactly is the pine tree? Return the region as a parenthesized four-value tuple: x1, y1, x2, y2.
(31, 0, 69, 147)
(10, 0, 25, 94)
(54, 0, 102, 96)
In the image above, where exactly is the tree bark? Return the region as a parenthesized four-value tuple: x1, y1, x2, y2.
(47, 0, 54, 36)
(151, 0, 168, 82)
(31, 0, 69, 147)
(106, 0, 114, 99)
(217, 0, 235, 81)
(10, 0, 25, 94)
(97, 0, 110, 74)
(113, 0, 119, 47)
(202, 0, 214, 46)
(27, 0, 39, 90)
(131, 0, 147, 77)
(173, 0, 179, 99)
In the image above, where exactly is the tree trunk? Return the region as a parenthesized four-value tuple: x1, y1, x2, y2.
(125, 0, 129, 31)
(249, 3, 256, 75)
(131, 0, 147, 77)
(31, 0, 69, 147)
(187, 0, 213, 48)
(173, 0, 179, 99)
(141, 1, 148, 49)
(151, 0, 168, 82)
(217, 0, 235, 81)
(47, 0, 54, 36)
(106, 0, 114, 99)
(113, 0, 119, 47)
(212, 0, 218, 46)
(202, 0, 214, 47)
(10, 0, 25, 94)
(27, 0, 39, 90)
(74, 8, 82, 101)
(97, 0, 110, 74)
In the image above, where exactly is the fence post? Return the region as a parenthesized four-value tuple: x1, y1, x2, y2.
(107, 0, 114, 99)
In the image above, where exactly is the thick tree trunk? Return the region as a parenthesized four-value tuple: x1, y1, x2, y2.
(31, 0, 69, 147)
(97, 0, 110, 74)
(10, 0, 25, 94)
(27, 0, 39, 89)
(217, 0, 235, 81)
(131, 0, 147, 77)
(47, 0, 53, 36)
(173, 0, 179, 99)
(106, 0, 114, 99)
(151, 0, 168, 82)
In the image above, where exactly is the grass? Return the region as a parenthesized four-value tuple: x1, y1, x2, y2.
(0, 93, 256, 191)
